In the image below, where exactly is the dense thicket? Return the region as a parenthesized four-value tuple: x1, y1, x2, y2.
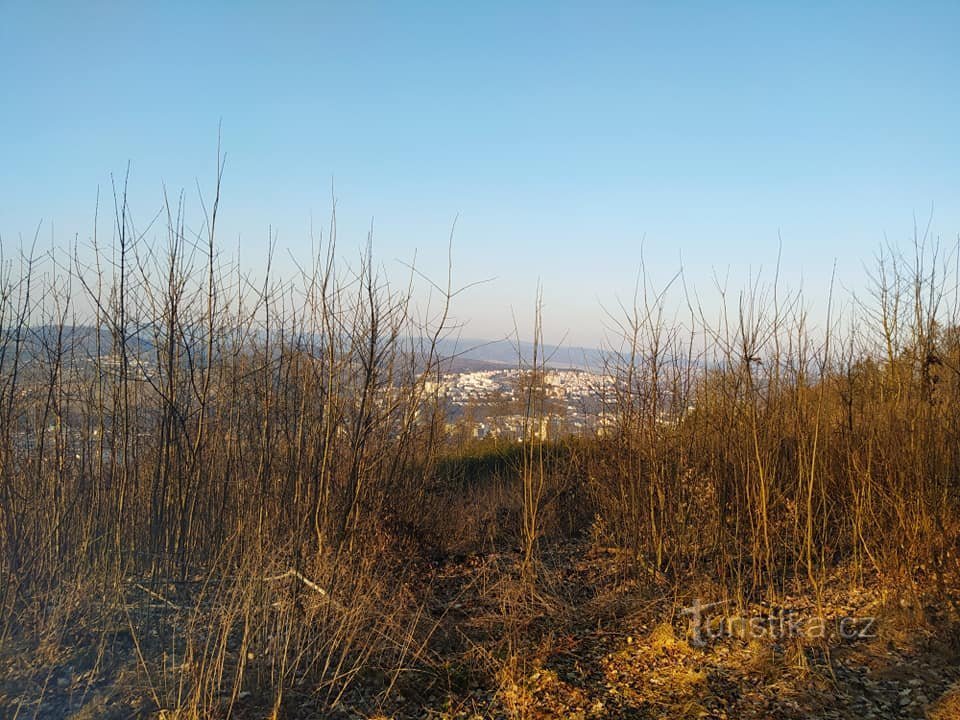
(1, 180, 958, 713)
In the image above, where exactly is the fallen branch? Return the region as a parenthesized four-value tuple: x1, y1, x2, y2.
(263, 569, 345, 610)
(134, 582, 180, 611)
(263, 568, 328, 595)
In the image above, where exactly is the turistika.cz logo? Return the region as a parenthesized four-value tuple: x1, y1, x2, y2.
(679, 598, 877, 647)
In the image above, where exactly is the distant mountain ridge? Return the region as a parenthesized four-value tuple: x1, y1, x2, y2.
(9, 325, 608, 372)
(434, 337, 605, 372)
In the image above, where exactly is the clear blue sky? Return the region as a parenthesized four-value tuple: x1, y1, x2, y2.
(2, 2, 958, 346)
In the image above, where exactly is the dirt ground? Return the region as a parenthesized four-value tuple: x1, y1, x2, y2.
(2, 541, 959, 719)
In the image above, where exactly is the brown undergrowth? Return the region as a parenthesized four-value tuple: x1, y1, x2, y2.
(2, 176, 960, 718)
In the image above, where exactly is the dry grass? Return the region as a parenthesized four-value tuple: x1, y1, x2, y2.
(928, 683, 960, 720)
(1, 175, 959, 717)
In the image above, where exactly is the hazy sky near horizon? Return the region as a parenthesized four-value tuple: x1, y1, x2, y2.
(2, 2, 958, 346)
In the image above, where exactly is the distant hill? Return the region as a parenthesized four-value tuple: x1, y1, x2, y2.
(9, 326, 608, 373)
(433, 337, 605, 372)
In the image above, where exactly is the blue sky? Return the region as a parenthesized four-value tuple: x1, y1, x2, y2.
(2, 2, 958, 346)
